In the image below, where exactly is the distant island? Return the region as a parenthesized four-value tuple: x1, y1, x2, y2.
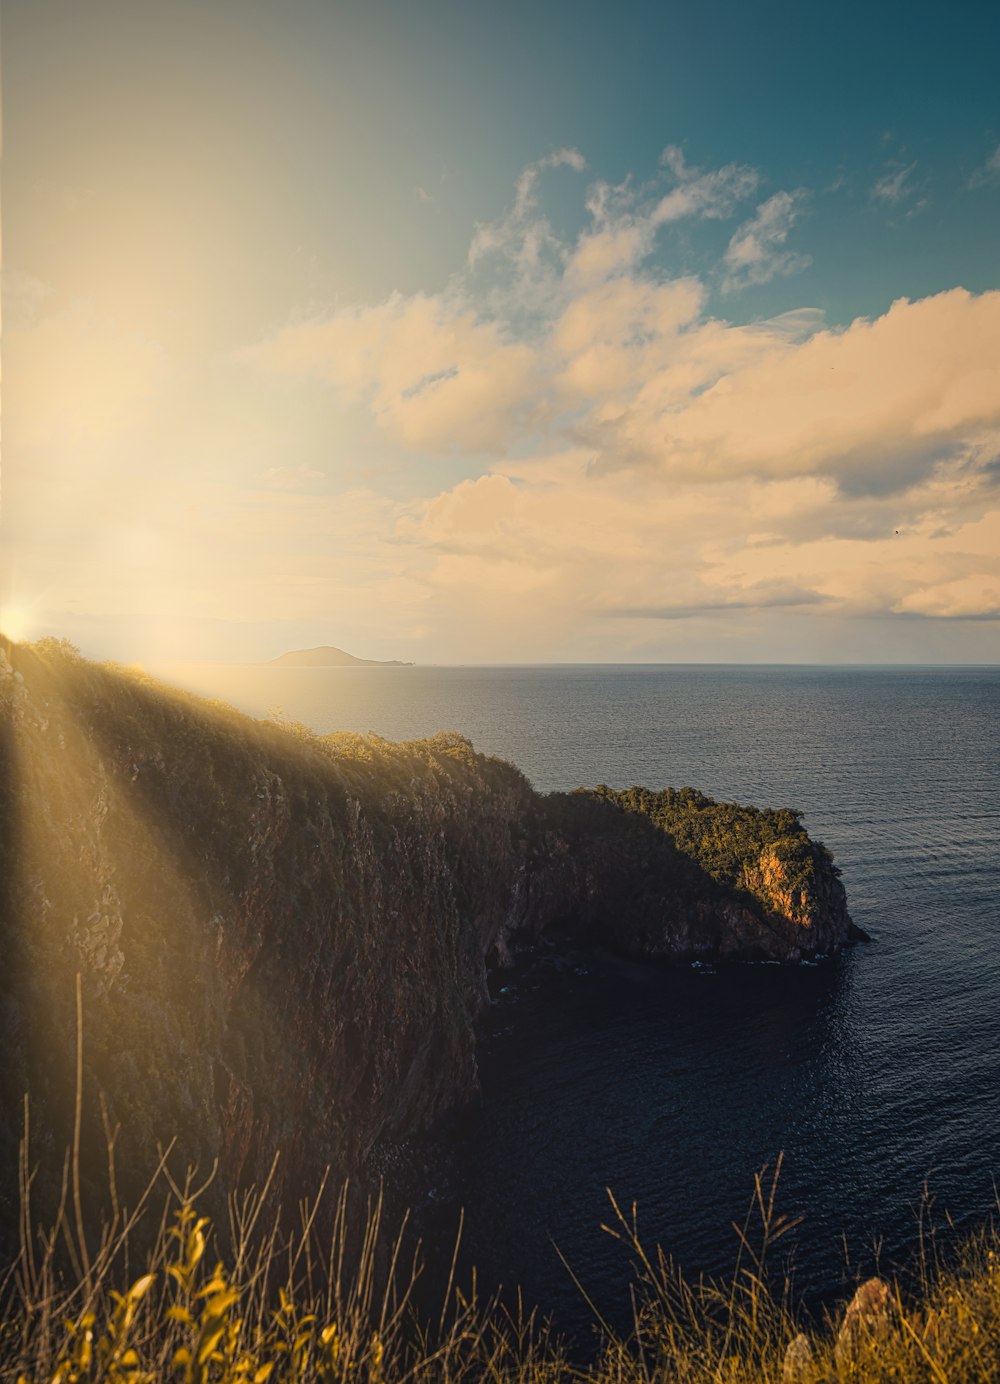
(267, 645, 414, 667)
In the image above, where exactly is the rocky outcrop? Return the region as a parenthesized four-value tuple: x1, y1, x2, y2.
(782, 1277, 894, 1379)
(505, 790, 852, 964)
(835, 1277, 894, 1365)
(542, 785, 853, 962)
(0, 640, 855, 1235)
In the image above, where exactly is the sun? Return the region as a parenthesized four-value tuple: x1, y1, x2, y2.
(0, 603, 35, 643)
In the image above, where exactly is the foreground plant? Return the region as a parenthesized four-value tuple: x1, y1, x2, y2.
(5, 1143, 1000, 1382)
(5, 1135, 563, 1384)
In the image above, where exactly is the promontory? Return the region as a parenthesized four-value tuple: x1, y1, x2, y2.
(0, 638, 854, 1239)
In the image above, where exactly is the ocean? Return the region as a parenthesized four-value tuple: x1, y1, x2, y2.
(157, 661, 999, 1333)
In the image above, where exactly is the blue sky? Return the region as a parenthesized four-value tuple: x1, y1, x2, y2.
(4, 0, 1000, 661)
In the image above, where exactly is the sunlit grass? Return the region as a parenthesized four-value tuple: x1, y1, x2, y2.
(4, 1120, 565, 1384)
(5, 1132, 1000, 1382)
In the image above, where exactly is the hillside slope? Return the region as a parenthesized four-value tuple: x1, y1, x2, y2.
(0, 640, 852, 1232)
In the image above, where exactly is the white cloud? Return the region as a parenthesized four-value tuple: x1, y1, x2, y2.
(246, 249, 1000, 647)
(653, 145, 760, 223)
(13, 145, 999, 663)
(392, 450, 1000, 656)
(968, 143, 1000, 189)
(467, 143, 762, 305)
(541, 147, 587, 173)
(721, 191, 810, 291)
(244, 293, 540, 454)
(604, 580, 829, 620)
(467, 147, 586, 270)
(871, 161, 917, 204)
(245, 156, 1000, 499)
(232, 155, 1000, 654)
(614, 289, 1000, 487)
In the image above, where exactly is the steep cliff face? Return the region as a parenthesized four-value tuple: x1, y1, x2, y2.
(548, 785, 852, 961)
(0, 642, 853, 1231)
(738, 842, 851, 954)
(0, 644, 541, 1223)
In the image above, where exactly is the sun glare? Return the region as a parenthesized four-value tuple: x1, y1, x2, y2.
(0, 605, 35, 643)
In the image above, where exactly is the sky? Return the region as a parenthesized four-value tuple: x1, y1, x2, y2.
(3, 0, 1000, 664)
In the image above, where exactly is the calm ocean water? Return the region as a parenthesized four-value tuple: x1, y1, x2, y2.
(159, 662, 999, 1331)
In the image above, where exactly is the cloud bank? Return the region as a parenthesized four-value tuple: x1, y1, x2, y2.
(235, 148, 1000, 656)
(9, 148, 999, 661)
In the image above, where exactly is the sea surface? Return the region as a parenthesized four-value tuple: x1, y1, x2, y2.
(158, 662, 999, 1334)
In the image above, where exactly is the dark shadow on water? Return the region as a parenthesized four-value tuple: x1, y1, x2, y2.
(415, 948, 887, 1344)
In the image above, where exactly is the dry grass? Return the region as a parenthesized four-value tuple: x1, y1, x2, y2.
(4, 1119, 567, 1384)
(4, 1132, 1000, 1383)
(590, 1163, 1000, 1383)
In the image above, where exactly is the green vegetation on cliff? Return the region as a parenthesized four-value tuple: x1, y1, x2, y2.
(580, 785, 841, 930)
(588, 785, 816, 889)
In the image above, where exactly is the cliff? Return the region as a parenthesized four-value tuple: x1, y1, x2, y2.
(549, 784, 854, 961)
(0, 639, 852, 1233)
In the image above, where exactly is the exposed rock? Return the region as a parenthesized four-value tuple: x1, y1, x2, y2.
(834, 1277, 893, 1366)
(782, 1332, 813, 1381)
